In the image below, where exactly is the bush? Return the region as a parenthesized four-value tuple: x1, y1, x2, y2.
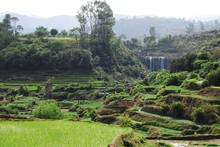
(192, 105, 219, 124)
(18, 86, 29, 96)
(119, 114, 134, 127)
(85, 108, 97, 120)
(141, 77, 150, 86)
(181, 79, 201, 90)
(171, 102, 184, 118)
(165, 74, 182, 86)
(32, 100, 64, 119)
(206, 69, 220, 86)
(192, 107, 205, 123)
(155, 70, 170, 85)
(161, 103, 170, 115)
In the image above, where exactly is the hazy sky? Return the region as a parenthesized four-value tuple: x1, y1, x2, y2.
(0, 0, 220, 18)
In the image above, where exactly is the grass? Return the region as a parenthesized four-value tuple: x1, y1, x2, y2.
(151, 126, 180, 135)
(0, 120, 127, 147)
(212, 124, 220, 128)
(166, 85, 198, 94)
(144, 94, 157, 99)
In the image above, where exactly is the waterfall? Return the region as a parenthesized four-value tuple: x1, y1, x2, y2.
(144, 56, 169, 71)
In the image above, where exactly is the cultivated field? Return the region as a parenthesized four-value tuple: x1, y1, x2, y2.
(0, 120, 127, 147)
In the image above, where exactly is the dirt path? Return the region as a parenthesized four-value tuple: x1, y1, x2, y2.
(161, 139, 220, 147)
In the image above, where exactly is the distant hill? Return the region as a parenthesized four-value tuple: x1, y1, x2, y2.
(113, 17, 190, 38)
(0, 12, 220, 38)
(0, 12, 79, 34)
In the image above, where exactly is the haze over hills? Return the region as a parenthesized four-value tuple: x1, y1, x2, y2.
(0, 12, 220, 38)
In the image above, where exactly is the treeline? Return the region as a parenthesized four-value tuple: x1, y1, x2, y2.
(0, 38, 93, 70)
(0, 1, 146, 78)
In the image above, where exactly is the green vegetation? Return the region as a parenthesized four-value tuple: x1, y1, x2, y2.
(1, 0, 220, 146)
(32, 100, 64, 119)
(0, 120, 127, 147)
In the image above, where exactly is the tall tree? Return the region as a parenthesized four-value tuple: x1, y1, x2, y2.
(199, 21, 205, 31)
(186, 23, 194, 34)
(149, 26, 156, 39)
(2, 14, 11, 29)
(16, 25, 23, 35)
(70, 27, 80, 44)
(0, 14, 14, 50)
(11, 17, 19, 35)
(76, 0, 115, 65)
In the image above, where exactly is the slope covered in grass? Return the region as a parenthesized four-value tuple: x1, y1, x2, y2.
(0, 120, 127, 147)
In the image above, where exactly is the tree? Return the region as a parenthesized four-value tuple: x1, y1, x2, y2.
(16, 25, 23, 35)
(60, 30, 68, 36)
(199, 21, 205, 31)
(35, 26, 49, 37)
(2, 14, 11, 29)
(76, 0, 115, 66)
(69, 27, 80, 44)
(0, 14, 14, 50)
(149, 26, 156, 40)
(50, 29, 58, 36)
(10, 17, 19, 35)
(186, 23, 194, 34)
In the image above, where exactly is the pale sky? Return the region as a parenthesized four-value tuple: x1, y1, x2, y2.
(0, 0, 220, 18)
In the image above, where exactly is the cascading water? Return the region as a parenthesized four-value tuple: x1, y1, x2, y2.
(144, 56, 169, 71)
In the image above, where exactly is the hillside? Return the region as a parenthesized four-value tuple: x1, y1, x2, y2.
(1, 12, 220, 38)
(138, 29, 220, 57)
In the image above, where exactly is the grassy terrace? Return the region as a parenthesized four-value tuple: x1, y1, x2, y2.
(0, 120, 127, 147)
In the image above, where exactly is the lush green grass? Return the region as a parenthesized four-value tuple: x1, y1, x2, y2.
(144, 94, 157, 99)
(212, 124, 220, 128)
(0, 120, 127, 147)
(151, 126, 181, 135)
(166, 85, 198, 94)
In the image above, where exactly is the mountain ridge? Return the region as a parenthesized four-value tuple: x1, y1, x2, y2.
(0, 12, 220, 38)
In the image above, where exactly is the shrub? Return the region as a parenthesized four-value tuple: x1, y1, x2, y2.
(165, 74, 182, 86)
(192, 105, 219, 124)
(200, 79, 209, 88)
(161, 103, 170, 115)
(187, 72, 199, 79)
(18, 86, 29, 96)
(181, 79, 201, 90)
(155, 70, 170, 85)
(32, 100, 64, 119)
(85, 108, 97, 120)
(197, 52, 210, 60)
(212, 127, 220, 134)
(140, 125, 150, 132)
(192, 107, 205, 123)
(141, 77, 150, 86)
(193, 60, 208, 70)
(206, 69, 220, 86)
(171, 102, 184, 118)
(119, 114, 134, 127)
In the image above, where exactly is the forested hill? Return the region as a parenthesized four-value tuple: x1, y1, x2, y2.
(1, 12, 219, 38)
(114, 17, 220, 39)
(133, 30, 220, 58)
(114, 17, 189, 38)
